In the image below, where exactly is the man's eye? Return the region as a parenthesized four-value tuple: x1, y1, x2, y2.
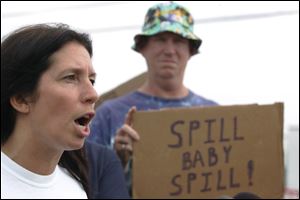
(154, 37, 165, 42)
(174, 38, 185, 43)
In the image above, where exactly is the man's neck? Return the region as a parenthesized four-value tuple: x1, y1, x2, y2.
(138, 81, 189, 99)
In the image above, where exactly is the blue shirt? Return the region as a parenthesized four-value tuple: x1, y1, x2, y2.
(88, 90, 217, 195)
(88, 90, 218, 147)
(85, 141, 129, 198)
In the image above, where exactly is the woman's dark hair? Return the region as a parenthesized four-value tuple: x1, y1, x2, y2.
(1, 23, 92, 197)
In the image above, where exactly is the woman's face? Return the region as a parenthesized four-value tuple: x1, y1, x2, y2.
(28, 41, 98, 151)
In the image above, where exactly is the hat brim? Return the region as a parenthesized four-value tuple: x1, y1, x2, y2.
(132, 28, 202, 56)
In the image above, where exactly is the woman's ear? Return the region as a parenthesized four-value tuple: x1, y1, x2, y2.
(10, 95, 30, 114)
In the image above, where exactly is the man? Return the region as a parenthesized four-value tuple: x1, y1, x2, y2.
(88, 1, 217, 193)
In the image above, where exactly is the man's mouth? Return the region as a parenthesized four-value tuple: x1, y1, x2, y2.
(161, 60, 176, 63)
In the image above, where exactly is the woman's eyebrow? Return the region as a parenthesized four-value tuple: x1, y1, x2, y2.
(60, 67, 95, 76)
(89, 72, 97, 78)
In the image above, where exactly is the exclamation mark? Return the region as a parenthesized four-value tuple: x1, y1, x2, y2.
(247, 160, 254, 186)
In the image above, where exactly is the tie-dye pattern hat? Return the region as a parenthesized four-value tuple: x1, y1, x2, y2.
(132, 2, 202, 55)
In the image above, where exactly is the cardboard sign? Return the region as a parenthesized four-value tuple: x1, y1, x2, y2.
(132, 103, 284, 199)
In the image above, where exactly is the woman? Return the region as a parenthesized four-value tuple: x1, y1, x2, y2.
(1, 24, 129, 198)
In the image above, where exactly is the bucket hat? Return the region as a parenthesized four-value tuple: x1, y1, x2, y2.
(132, 2, 202, 55)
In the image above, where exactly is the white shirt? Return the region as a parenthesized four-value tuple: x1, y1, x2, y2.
(1, 152, 87, 199)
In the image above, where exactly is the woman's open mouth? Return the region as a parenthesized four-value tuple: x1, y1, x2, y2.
(74, 113, 95, 137)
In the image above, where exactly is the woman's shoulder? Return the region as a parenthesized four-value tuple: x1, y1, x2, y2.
(84, 141, 119, 165)
(83, 141, 129, 198)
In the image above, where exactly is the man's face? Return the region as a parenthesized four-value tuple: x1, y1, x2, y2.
(140, 32, 191, 81)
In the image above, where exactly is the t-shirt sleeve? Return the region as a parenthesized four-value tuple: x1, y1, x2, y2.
(86, 142, 130, 199)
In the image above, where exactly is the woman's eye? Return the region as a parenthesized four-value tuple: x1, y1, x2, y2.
(90, 79, 95, 85)
(64, 74, 77, 81)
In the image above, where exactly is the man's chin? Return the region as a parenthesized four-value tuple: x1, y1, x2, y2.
(159, 72, 176, 80)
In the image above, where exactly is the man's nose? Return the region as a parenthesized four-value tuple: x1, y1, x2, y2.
(163, 40, 176, 55)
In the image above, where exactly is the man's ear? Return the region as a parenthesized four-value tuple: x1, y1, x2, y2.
(10, 95, 30, 114)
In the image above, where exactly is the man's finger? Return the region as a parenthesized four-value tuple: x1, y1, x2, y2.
(124, 106, 136, 125)
(120, 124, 140, 141)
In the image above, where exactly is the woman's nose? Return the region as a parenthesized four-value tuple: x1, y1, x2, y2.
(81, 81, 98, 105)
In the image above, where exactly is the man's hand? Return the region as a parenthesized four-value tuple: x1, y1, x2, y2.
(114, 107, 140, 167)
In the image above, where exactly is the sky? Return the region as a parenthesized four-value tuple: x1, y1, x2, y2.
(1, 1, 299, 132)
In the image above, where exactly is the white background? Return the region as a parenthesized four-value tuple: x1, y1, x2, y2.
(1, 1, 299, 196)
(1, 1, 299, 132)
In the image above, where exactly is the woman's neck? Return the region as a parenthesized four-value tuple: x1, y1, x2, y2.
(2, 129, 62, 175)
